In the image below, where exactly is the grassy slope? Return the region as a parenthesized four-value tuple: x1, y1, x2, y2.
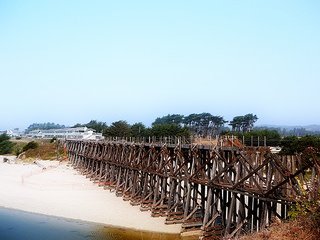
(239, 212, 320, 240)
(13, 139, 66, 161)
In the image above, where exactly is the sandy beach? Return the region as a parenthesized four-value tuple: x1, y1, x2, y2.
(0, 156, 181, 234)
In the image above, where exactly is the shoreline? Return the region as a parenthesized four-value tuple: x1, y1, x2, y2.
(0, 205, 180, 237)
(0, 157, 181, 234)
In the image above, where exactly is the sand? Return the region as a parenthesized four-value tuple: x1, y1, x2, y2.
(0, 156, 181, 234)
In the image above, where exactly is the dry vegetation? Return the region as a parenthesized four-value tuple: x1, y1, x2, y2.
(239, 216, 319, 240)
(193, 137, 218, 146)
(239, 196, 320, 240)
(16, 139, 66, 161)
(192, 136, 244, 148)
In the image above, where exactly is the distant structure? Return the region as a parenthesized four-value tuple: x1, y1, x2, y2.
(26, 127, 104, 140)
(0, 128, 22, 137)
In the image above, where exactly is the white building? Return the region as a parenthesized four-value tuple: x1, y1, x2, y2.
(26, 127, 104, 140)
(0, 128, 22, 137)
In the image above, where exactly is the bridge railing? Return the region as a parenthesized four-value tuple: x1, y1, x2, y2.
(101, 135, 281, 148)
(102, 135, 235, 147)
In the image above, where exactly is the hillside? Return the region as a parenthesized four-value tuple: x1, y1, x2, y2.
(239, 213, 320, 240)
(13, 139, 66, 161)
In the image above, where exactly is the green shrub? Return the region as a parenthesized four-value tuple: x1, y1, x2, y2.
(0, 140, 15, 154)
(280, 135, 320, 155)
(14, 146, 23, 156)
(22, 141, 39, 152)
(0, 133, 10, 142)
(0, 134, 15, 154)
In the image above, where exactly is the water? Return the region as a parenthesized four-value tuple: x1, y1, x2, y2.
(0, 207, 183, 240)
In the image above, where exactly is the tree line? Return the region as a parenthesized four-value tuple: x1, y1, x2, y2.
(74, 120, 190, 138)
(12, 112, 320, 153)
(71, 113, 316, 152)
(25, 113, 318, 149)
(69, 113, 258, 138)
(26, 122, 66, 133)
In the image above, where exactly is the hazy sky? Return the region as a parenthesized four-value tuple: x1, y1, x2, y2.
(0, 0, 319, 130)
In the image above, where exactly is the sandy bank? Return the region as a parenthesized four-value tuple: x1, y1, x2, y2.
(0, 156, 181, 234)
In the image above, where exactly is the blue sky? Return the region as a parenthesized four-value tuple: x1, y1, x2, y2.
(0, 0, 319, 130)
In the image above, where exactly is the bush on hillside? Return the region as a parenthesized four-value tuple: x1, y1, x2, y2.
(22, 141, 39, 152)
(280, 135, 320, 155)
(0, 134, 15, 154)
(0, 133, 10, 142)
(0, 140, 15, 154)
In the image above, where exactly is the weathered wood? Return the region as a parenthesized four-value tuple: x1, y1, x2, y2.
(65, 139, 320, 239)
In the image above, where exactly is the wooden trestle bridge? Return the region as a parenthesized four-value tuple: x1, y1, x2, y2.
(65, 138, 320, 239)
